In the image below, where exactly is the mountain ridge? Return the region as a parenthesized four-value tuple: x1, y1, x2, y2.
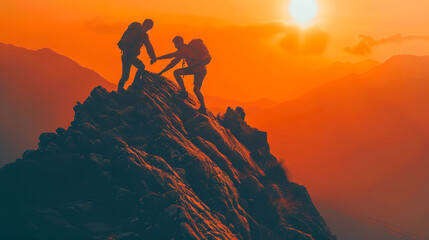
(0, 43, 100, 76)
(0, 43, 115, 166)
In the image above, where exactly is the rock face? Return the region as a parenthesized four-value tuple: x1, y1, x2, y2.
(0, 72, 336, 240)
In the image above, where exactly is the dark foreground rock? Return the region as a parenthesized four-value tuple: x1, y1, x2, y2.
(0, 72, 336, 240)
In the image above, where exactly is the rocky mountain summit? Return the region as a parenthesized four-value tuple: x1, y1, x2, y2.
(0, 72, 336, 240)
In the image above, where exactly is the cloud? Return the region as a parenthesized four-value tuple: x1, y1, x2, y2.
(84, 17, 124, 34)
(279, 27, 329, 55)
(345, 34, 429, 55)
(214, 23, 329, 55)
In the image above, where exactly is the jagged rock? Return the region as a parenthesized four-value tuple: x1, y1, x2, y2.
(220, 107, 280, 174)
(220, 107, 267, 152)
(0, 72, 336, 240)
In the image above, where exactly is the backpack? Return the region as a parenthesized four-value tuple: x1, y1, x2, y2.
(188, 39, 211, 65)
(117, 22, 142, 51)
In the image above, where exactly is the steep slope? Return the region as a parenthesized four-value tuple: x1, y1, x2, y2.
(247, 55, 429, 237)
(0, 43, 116, 166)
(0, 72, 335, 240)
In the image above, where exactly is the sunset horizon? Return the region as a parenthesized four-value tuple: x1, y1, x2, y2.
(1, 1, 429, 240)
(3, 0, 429, 102)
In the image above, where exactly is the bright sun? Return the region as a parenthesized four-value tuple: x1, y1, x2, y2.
(289, 0, 318, 27)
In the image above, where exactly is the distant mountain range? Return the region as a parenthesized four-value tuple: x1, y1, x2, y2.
(293, 59, 380, 99)
(206, 59, 380, 114)
(248, 55, 429, 238)
(0, 43, 115, 166)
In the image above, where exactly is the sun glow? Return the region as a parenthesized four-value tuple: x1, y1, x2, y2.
(289, 0, 318, 27)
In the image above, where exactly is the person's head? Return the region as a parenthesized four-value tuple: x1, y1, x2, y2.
(142, 19, 154, 31)
(173, 36, 185, 50)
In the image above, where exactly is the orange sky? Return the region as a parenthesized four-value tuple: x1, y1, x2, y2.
(2, 2, 429, 234)
(2, 0, 429, 101)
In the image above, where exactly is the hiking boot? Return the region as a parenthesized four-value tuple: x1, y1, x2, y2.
(198, 106, 207, 115)
(117, 87, 126, 93)
(178, 91, 188, 99)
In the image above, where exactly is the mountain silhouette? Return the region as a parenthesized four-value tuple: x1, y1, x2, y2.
(279, 59, 380, 101)
(0, 43, 115, 166)
(302, 59, 380, 94)
(0, 72, 336, 240)
(205, 60, 379, 115)
(314, 59, 380, 82)
(248, 54, 429, 238)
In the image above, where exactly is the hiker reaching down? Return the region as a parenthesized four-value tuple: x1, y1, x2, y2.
(117, 19, 157, 92)
(157, 36, 211, 114)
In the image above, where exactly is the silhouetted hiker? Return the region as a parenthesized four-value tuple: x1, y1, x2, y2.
(157, 36, 211, 114)
(117, 19, 157, 92)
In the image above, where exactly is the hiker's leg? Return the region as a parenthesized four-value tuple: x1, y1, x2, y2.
(118, 55, 132, 91)
(173, 68, 188, 92)
(194, 85, 205, 109)
(131, 57, 146, 81)
(193, 70, 207, 109)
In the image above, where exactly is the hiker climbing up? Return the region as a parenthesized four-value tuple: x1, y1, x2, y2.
(156, 36, 211, 114)
(117, 19, 157, 92)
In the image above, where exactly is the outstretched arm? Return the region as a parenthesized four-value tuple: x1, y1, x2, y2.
(157, 52, 178, 60)
(144, 36, 156, 61)
(158, 57, 182, 75)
